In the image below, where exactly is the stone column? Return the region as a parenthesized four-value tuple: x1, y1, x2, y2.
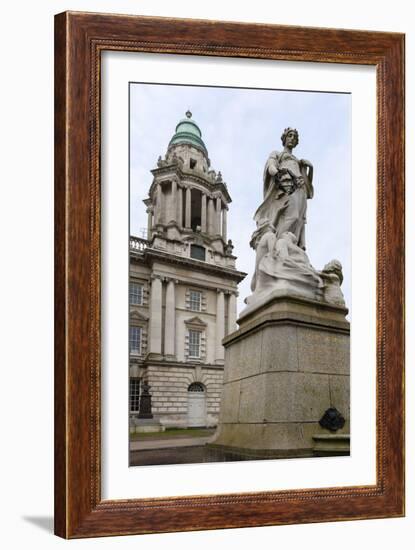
(185, 186, 191, 229)
(215, 290, 225, 362)
(208, 196, 215, 234)
(222, 206, 228, 241)
(201, 193, 207, 232)
(156, 183, 163, 225)
(149, 275, 162, 355)
(146, 206, 153, 240)
(170, 180, 177, 223)
(216, 195, 222, 235)
(228, 291, 237, 333)
(178, 186, 183, 228)
(164, 278, 176, 357)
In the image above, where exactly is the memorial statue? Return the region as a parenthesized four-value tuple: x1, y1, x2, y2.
(245, 127, 345, 310)
(253, 127, 313, 251)
(214, 130, 350, 460)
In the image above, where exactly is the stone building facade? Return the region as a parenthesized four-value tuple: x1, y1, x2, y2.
(130, 111, 246, 430)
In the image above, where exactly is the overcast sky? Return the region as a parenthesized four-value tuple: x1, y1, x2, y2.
(130, 83, 351, 315)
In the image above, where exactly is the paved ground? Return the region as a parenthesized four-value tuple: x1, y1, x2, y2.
(130, 434, 214, 451)
(129, 444, 250, 466)
(129, 429, 253, 466)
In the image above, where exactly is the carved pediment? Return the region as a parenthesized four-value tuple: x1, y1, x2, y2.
(130, 309, 149, 321)
(184, 316, 207, 327)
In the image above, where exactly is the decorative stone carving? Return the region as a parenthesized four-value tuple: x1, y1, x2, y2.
(184, 315, 208, 327)
(130, 310, 149, 321)
(208, 169, 216, 181)
(171, 152, 179, 164)
(243, 128, 347, 312)
(319, 407, 346, 432)
(224, 239, 234, 256)
(320, 260, 346, 306)
(247, 230, 323, 307)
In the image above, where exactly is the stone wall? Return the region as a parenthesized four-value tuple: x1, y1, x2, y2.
(146, 363, 224, 427)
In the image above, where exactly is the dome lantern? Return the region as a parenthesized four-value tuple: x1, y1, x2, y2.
(168, 111, 208, 157)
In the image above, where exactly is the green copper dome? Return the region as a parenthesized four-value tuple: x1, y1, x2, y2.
(168, 110, 208, 156)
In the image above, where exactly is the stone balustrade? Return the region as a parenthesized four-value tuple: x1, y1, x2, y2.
(130, 236, 148, 251)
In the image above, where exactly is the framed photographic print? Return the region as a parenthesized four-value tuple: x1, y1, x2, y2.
(54, 11, 405, 538)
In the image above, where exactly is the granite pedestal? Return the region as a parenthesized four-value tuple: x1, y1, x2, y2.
(211, 291, 350, 458)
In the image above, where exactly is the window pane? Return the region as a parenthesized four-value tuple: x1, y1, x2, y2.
(129, 326, 142, 354)
(130, 282, 143, 305)
(130, 378, 140, 412)
(190, 244, 205, 261)
(189, 290, 202, 311)
(188, 382, 205, 392)
(189, 329, 201, 357)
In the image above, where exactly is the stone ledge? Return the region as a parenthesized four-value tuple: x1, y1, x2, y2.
(312, 434, 350, 456)
(208, 443, 313, 459)
(224, 294, 350, 347)
(239, 289, 348, 323)
(144, 358, 226, 370)
(143, 248, 247, 282)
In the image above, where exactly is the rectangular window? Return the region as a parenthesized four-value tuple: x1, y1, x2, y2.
(188, 329, 201, 358)
(130, 282, 144, 305)
(190, 244, 206, 261)
(130, 378, 140, 412)
(130, 326, 142, 355)
(189, 290, 202, 312)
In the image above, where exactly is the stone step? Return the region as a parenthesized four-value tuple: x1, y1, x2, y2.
(312, 434, 350, 456)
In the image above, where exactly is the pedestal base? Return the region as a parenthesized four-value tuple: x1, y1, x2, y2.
(212, 294, 350, 456)
(312, 434, 350, 456)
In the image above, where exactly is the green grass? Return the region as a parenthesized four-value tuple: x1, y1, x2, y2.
(130, 427, 216, 440)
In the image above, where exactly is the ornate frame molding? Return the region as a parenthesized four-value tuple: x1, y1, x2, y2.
(55, 11, 404, 538)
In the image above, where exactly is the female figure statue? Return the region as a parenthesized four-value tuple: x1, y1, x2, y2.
(244, 128, 347, 312)
(250, 128, 314, 294)
(253, 128, 313, 252)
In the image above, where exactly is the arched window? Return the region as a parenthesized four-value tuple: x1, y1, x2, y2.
(188, 382, 205, 393)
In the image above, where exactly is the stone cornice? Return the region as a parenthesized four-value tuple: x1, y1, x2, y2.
(140, 357, 225, 370)
(141, 248, 247, 283)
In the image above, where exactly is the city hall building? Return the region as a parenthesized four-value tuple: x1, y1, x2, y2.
(129, 111, 246, 430)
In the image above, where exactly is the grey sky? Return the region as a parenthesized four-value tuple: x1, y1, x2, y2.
(130, 83, 351, 314)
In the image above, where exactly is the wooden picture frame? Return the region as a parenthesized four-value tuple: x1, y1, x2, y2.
(54, 11, 405, 538)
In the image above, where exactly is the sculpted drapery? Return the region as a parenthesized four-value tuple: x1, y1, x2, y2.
(253, 128, 314, 251)
(250, 128, 315, 294)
